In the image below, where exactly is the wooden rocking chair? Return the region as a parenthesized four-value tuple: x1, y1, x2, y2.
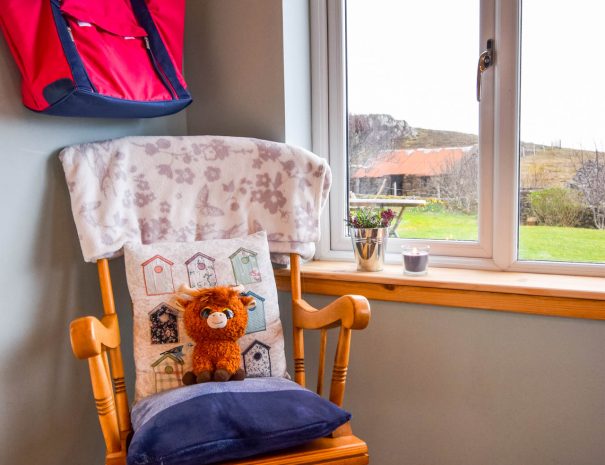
(70, 254, 371, 465)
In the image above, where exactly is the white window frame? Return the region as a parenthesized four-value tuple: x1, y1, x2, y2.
(312, 0, 605, 277)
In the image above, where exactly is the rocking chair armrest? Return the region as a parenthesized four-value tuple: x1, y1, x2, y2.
(292, 295, 371, 331)
(69, 313, 126, 458)
(70, 314, 121, 359)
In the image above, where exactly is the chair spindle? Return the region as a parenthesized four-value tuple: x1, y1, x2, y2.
(290, 254, 306, 388)
(89, 352, 121, 454)
(329, 327, 352, 407)
(316, 328, 328, 396)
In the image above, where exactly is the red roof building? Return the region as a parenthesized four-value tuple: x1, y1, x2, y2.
(352, 146, 474, 178)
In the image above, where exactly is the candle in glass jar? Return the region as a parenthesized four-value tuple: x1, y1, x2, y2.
(402, 246, 429, 275)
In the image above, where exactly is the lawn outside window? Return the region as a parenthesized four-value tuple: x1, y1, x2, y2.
(311, 0, 605, 277)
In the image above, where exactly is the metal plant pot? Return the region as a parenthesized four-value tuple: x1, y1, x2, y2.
(350, 227, 388, 271)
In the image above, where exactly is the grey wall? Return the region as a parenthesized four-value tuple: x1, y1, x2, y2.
(185, 0, 286, 141)
(185, 0, 312, 148)
(0, 36, 186, 465)
(2, 1, 605, 465)
(277, 293, 605, 465)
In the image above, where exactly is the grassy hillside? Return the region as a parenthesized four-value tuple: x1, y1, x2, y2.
(398, 127, 478, 148)
(519, 145, 595, 188)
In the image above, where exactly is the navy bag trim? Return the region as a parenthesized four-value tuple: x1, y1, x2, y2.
(49, 0, 95, 93)
(130, 0, 190, 101)
(44, 89, 191, 118)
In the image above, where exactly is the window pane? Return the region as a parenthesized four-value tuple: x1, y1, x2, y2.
(519, 0, 605, 263)
(346, 0, 480, 241)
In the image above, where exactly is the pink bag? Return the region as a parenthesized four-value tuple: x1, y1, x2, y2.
(0, 0, 192, 117)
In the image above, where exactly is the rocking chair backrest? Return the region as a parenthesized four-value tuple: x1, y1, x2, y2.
(89, 252, 355, 450)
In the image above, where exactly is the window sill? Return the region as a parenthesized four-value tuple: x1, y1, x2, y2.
(274, 260, 605, 320)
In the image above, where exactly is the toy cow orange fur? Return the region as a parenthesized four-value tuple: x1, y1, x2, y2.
(177, 286, 253, 384)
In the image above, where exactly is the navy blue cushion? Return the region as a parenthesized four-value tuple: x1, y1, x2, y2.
(127, 378, 351, 465)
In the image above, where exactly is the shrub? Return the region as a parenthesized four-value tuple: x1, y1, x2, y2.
(429, 150, 479, 215)
(529, 188, 584, 227)
(572, 151, 605, 229)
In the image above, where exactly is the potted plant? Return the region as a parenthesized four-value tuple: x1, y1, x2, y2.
(346, 207, 396, 271)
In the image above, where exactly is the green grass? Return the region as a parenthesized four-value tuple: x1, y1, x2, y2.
(396, 209, 605, 263)
(518, 226, 605, 263)
(397, 209, 478, 241)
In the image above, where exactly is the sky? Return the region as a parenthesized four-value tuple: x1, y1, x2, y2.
(347, 0, 605, 151)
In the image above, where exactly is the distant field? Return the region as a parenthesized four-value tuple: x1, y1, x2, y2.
(397, 209, 605, 263)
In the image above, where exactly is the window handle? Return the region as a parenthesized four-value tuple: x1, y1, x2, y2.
(476, 39, 494, 102)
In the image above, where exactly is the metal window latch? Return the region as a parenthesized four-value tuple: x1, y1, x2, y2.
(477, 39, 494, 102)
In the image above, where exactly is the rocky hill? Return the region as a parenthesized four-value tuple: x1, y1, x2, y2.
(348, 114, 416, 167)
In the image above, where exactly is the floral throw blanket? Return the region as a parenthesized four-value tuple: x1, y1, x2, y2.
(60, 135, 331, 263)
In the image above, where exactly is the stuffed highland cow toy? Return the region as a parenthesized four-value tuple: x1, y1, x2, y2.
(176, 285, 254, 384)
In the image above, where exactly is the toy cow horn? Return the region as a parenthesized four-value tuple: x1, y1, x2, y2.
(174, 285, 197, 310)
(177, 284, 197, 297)
(230, 284, 245, 293)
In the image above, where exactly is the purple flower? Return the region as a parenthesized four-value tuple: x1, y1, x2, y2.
(134, 191, 156, 207)
(380, 208, 396, 227)
(345, 206, 397, 229)
(175, 167, 195, 184)
(159, 201, 171, 214)
(144, 143, 159, 155)
(156, 138, 171, 149)
(253, 188, 287, 214)
(204, 166, 220, 182)
(256, 173, 271, 188)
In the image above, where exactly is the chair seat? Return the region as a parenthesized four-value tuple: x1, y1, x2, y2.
(128, 378, 354, 465)
(221, 435, 369, 465)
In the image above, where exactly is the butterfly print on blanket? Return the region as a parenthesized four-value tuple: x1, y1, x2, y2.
(196, 185, 224, 217)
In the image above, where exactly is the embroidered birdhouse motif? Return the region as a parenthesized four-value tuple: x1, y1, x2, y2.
(149, 303, 180, 344)
(185, 253, 217, 289)
(242, 340, 272, 377)
(151, 352, 184, 393)
(243, 291, 266, 334)
(229, 248, 262, 285)
(142, 255, 175, 296)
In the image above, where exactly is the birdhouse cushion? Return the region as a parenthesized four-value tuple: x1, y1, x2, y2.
(128, 377, 352, 465)
(124, 231, 287, 401)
